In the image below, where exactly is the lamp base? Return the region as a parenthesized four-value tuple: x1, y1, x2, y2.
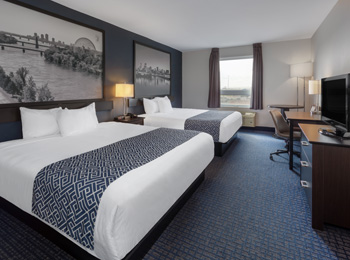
(310, 111, 321, 115)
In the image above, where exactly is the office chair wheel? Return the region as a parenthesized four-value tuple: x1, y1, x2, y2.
(270, 154, 274, 161)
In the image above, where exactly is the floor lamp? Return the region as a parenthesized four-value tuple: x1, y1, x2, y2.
(290, 62, 313, 111)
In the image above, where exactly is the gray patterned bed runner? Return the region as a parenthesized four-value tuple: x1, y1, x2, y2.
(32, 128, 199, 250)
(184, 110, 233, 142)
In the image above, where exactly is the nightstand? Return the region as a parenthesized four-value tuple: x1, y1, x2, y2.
(114, 117, 144, 125)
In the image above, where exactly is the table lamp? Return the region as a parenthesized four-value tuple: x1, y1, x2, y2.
(290, 62, 313, 111)
(115, 83, 134, 117)
(308, 80, 320, 114)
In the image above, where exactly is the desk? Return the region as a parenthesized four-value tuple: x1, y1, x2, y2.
(268, 105, 304, 119)
(285, 112, 322, 170)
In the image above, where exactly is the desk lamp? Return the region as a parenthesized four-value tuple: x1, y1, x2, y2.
(309, 80, 320, 114)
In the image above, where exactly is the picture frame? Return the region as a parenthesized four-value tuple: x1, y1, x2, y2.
(134, 42, 171, 98)
(0, 0, 104, 107)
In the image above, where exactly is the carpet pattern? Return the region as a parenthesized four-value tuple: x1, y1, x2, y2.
(143, 130, 350, 260)
(0, 130, 349, 259)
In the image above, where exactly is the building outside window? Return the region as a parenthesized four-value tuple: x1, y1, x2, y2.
(220, 57, 253, 108)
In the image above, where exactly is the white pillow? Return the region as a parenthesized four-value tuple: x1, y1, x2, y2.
(157, 98, 173, 113)
(153, 96, 169, 102)
(20, 107, 62, 139)
(57, 103, 98, 137)
(143, 98, 159, 114)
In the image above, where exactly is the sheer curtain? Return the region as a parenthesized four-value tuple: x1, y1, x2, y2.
(251, 43, 263, 110)
(208, 48, 220, 108)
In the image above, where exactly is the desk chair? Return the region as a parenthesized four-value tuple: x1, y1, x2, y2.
(269, 110, 301, 160)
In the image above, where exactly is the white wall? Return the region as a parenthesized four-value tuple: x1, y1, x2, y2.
(182, 39, 312, 127)
(182, 49, 211, 109)
(312, 0, 350, 79)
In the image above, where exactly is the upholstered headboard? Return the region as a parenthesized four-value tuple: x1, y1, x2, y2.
(0, 100, 113, 142)
(128, 96, 175, 115)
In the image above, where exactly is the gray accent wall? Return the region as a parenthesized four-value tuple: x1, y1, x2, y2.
(312, 0, 350, 80)
(1, 0, 183, 120)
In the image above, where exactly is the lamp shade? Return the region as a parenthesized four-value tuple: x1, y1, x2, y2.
(115, 83, 134, 98)
(309, 80, 320, 95)
(290, 62, 313, 78)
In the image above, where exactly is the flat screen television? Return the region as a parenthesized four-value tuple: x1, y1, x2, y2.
(321, 73, 350, 137)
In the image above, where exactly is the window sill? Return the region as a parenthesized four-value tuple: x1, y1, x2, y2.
(220, 105, 250, 108)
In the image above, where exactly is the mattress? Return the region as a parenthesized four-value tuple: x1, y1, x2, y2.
(0, 122, 214, 260)
(140, 108, 242, 143)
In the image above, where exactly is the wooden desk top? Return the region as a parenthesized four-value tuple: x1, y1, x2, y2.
(268, 104, 304, 109)
(299, 124, 350, 147)
(285, 111, 322, 121)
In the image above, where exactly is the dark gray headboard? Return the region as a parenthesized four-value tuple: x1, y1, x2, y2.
(128, 96, 175, 115)
(0, 100, 113, 142)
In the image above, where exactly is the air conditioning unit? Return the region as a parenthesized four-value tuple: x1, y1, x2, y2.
(242, 112, 256, 127)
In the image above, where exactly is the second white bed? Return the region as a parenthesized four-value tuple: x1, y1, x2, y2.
(140, 108, 242, 143)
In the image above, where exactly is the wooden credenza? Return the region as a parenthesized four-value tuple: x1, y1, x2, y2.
(299, 124, 350, 230)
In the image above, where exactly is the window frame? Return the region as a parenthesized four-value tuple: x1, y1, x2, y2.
(220, 55, 253, 108)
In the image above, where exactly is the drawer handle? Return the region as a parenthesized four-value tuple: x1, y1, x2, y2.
(300, 181, 310, 188)
(300, 161, 309, 167)
(301, 141, 309, 146)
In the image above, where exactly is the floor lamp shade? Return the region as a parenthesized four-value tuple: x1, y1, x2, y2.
(290, 62, 313, 78)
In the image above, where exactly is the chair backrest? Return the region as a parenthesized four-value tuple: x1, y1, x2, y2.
(269, 110, 290, 137)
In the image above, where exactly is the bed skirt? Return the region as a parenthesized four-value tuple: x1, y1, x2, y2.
(214, 132, 239, 157)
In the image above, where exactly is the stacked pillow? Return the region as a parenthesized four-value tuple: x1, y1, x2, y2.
(20, 103, 99, 139)
(57, 103, 99, 137)
(143, 96, 173, 114)
(20, 107, 62, 139)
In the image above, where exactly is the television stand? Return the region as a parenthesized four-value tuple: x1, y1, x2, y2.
(299, 123, 350, 230)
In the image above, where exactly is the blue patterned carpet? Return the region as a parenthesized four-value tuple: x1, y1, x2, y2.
(0, 129, 349, 259)
(143, 130, 350, 260)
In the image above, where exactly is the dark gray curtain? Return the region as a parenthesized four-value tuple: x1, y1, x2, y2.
(251, 43, 263, 110)
(208, 48, 220, 108)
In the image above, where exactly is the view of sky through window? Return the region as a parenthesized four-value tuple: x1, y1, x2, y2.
(220, 58, 253, 107)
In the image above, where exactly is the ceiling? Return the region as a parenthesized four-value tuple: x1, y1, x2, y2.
(52, 0, 338, 52)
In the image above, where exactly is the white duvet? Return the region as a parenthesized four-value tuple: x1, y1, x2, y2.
(0, 122, 214, 260)
(139, 108, 242, 143)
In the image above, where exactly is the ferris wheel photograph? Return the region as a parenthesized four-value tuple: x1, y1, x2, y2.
(0, 0, 104, 104)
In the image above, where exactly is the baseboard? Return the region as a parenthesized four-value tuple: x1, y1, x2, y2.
(240, 126, 275, 132)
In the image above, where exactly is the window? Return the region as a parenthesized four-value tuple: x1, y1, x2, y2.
(220, 57, 253, 108)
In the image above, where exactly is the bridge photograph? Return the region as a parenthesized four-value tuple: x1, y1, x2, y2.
(0, 0, 103, 104)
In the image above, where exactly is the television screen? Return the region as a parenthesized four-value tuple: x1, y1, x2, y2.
(322, 78, 346, 125)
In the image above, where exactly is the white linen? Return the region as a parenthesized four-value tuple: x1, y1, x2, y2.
(20, 107, 62, 139)
(0, 122, 214, 260)
(57, 102, 98, 136)
(140, 108, 243, 143)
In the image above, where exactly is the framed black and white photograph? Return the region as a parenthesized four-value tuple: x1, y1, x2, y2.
(134, 42, 170, 98)
(0, 0, 104, 105)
